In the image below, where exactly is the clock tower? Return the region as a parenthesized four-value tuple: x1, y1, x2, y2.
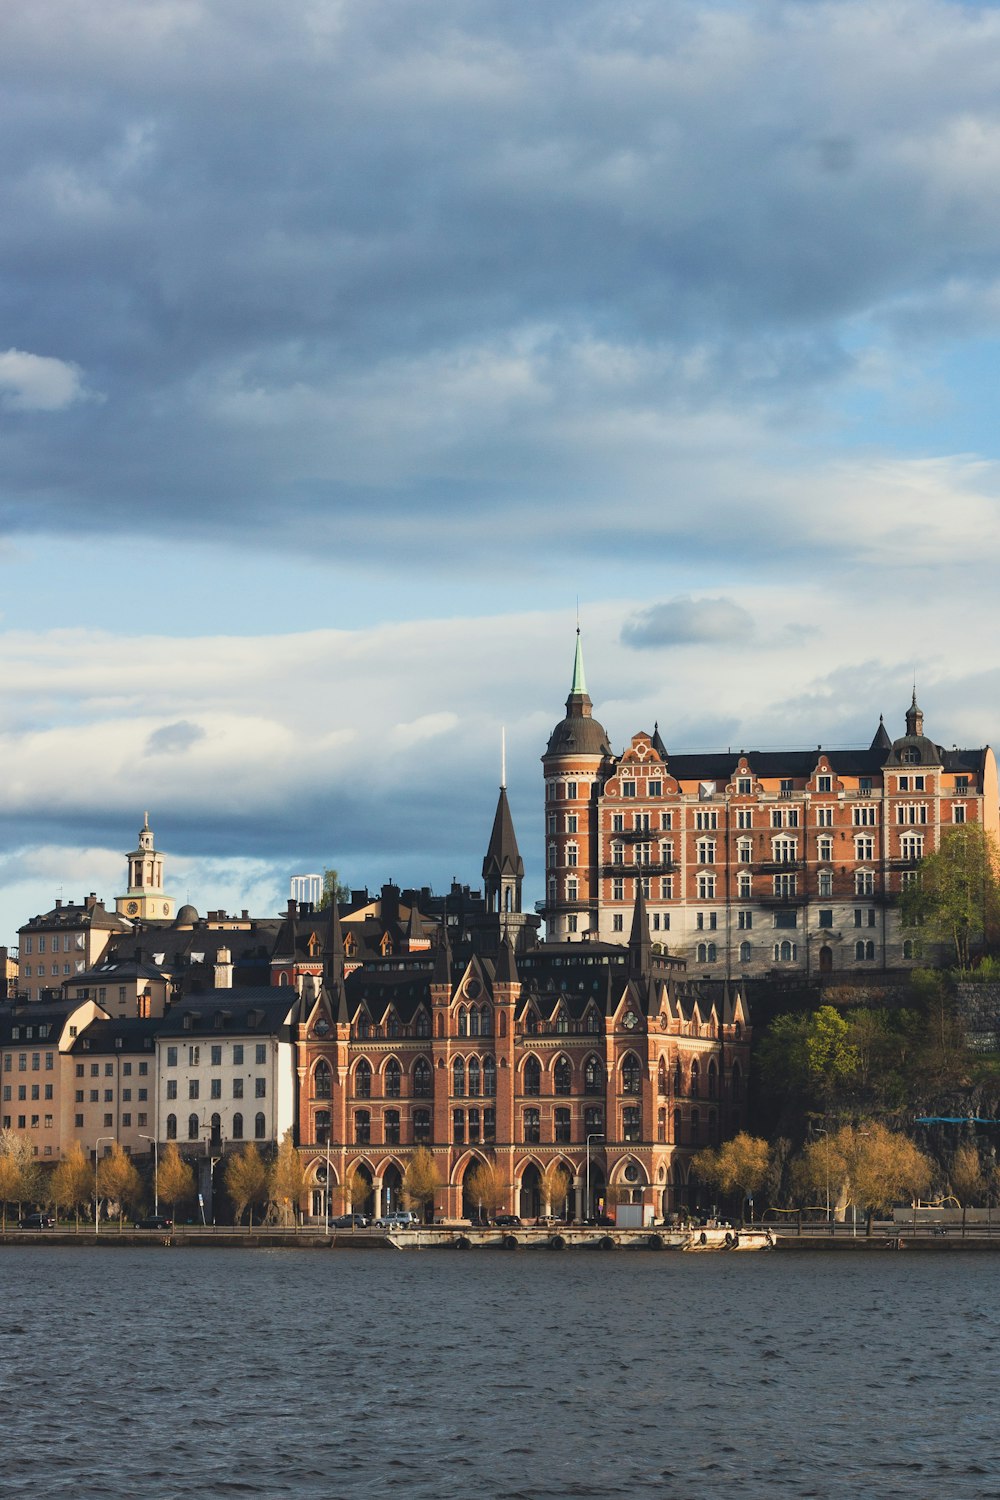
(116, 813, 176, 922)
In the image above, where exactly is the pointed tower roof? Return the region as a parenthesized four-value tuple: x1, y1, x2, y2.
(321, 897, 350, 1023)
(433, 917, 452, 985)
(870, 714, 892, 752)
(495, 930, 519, 985)
(905, 687, 924, 739)
(628, 882, 652, 979)
(651, 721, 668, 760)
(544, 629, 612, 759)
(483, 786, 525, 884)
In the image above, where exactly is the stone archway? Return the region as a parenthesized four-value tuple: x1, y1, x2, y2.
(381, 1161, 404, 1216)
(519, 1162, 542, 1220)
(459, 1154, 490, 1224)
(819, 945, 833, 974)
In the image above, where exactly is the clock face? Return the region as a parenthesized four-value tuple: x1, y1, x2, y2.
(163, 903, 170, 915)
(622, 1010, 638, 1030)
(126, 901, 139, 916)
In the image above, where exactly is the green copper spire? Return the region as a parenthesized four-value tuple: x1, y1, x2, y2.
(571, 627, 587, 697)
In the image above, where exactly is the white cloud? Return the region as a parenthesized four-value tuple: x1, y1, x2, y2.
(0, 348, 86, 411)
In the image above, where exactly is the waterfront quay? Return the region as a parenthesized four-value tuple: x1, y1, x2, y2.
(5, 1219, 1000, 1250)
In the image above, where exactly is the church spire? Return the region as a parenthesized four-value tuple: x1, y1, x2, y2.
(571, 627, 588, 698)
(628, 881, 652, 978)
(483, 783, 524, 916)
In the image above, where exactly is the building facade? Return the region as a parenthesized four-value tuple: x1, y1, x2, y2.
(541, 636, 1000, 977)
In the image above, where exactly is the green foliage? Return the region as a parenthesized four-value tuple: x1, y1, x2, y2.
(900, 823, 1000, 970)
(318, 869, 351, 910)
(757, 1005, 858, 1104)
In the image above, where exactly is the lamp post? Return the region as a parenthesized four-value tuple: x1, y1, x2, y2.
(816, 1128, 831, 1232)
(94, 1136, 114, 1235)
(325, 1138, 332, 1234)
(139, 1133, 158, 1215)
(586, 1133, 604, 1221)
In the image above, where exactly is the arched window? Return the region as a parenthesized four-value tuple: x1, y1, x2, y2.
(584, 1055, 603, 1095)
(210, 1113, 221, 1145)
(453, 1109, 465, 1145)
(384, 1110, 400, 1146)
(524, 1009, 538, 1035)
(355, 1059, 372, 1098)
(187, 1113, 199, 1141)
(415, 1010, 431, 1038)
(585, 1008, 601, 1034)
(657, 1107, 666, 1143)
(673, 1059, 682, 1096)
(554, 1108, 571, 1143)
(413, 1057, 432, 1097)
(386, 1012, 401, 1039)
(708, 1060, 717, 1100)
(584, 1105, 603, 1133)
(468, 1057, 481, 1097)
(739, 940, 752, 964)
(690, 1108, 700, 1145)
(166, 1113, 177, 1140)
(314, 1060, 332, 1099)
(622, 1053, 642, 1095)
(554, 1056, 572, 1095)
(673, 1108, 682, 1143)
(469, 1008, 480, 1037)
(480, 1006, 492, 1036)
(690, 1060, 700, 1098)
(622, 1106, 641, 1142)
(657, 1057, 667, 1095)
(483, 1057, 497, 1096)
(697, 942, 717, 963)
(255, 1112, 266, 1140)
(232, 1112, 244, 1140)
(413, 1108, 431, 1144)
(458, 1009, 468, 1038)
(452, 1057, 465, 1097)
(385, 1059, 402, 1099)
(315, 1109, 330, 1145)
(524, 1056, 541, 1096)
(523, 1108, 540, 1144)
(354, 1110, 370, 1145)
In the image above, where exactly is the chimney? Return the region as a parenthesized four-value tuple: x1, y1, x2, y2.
(214, 946, 233, 989)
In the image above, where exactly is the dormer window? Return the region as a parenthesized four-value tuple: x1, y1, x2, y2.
(901, 747, 920, 764)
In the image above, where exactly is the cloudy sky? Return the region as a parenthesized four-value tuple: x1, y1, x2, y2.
(1, 0, 1000, 941)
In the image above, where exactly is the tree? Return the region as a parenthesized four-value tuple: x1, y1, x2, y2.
(402, 1147, 441, 1223)
(464, 1160, 507, 1222)
(900, 823, 1000, 970)
(541, 1162, 571, 1218)
(318, 869, 351, 910)
(792, 1124, 932, 1227)
(757, 1007, 858, 1103)
(269, 1131, 307, 1227)
(0, 1130, 41, 1226)
(339, 1167, 370, 1225)
(949, 1142, 984, 1206)
(225, 1143, 269, 1227)
(692, 1133, 770, 1220)
(49, 1142, 94, 1228)
(97, 1143, 142, 1227)
(157, 1142, 196, 1219)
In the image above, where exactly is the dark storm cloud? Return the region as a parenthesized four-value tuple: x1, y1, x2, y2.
(2, 1, 1000, 564)
(622, 596, 754, 649)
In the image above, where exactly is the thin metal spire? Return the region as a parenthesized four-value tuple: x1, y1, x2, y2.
(501, 726, 507, 790)
(570, 626, 587, 696)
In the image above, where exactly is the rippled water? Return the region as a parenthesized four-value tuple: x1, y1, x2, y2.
(0, 1246, 997, 1498)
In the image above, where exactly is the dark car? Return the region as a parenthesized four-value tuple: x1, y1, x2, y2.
(493, 1214, 522, 1227)
(331, 1213, 369, 1228)
(134, 1215, 173, 1230)
(18, 1213, 55, 1229)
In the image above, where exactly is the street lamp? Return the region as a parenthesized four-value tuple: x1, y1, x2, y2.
(94, 1136, 114, 1235)
(586, 1133, 604, 1221)
(139, 1134, 158, 1215)
(324, 1137, 332, 1234)
(816, 1128, 831, 1231)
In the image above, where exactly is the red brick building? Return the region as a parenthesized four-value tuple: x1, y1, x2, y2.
(293, 787, 751, 1223)
(542, 634, 999, 978)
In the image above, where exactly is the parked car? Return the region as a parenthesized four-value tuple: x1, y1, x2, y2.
(134, 1215, 173, 1230)
(374, 1211, 416, 1229)
(331, 1213, 369, 1228)
(493, 1214, 522, 1227)
(18, 1213, 55, 1229)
